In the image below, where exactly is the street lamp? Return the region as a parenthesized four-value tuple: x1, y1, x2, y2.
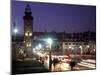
(47, 38, 53, 50)
(13, 28, 18, 34)
(13, 28, 18, 38)
(79, 46, 82, 56)
(87, 45, 90, 54)
(46, 38, 53, 71)
(38, 44, 42, 49)
(13, 28, 18, 60)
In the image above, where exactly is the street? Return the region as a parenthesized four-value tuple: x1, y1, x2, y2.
(44, 58, 96, 72)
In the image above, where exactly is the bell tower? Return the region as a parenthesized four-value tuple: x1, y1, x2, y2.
(23, 4, 33, 58)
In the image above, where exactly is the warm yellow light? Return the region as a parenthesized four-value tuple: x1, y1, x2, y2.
(29, 33, 32, 36)
(25, 33, 28, 36)
(26, 44, 29, 47)
(26, 43, 31, 47)
(87, 45, 90, 48)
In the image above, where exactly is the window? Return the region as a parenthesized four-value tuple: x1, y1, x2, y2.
(84, 42, 88, 45)
(73, 43, 75, 45)
(76, 43, 78, 45)
(65, 43, 68, 45)
(69, 43, 71, 45)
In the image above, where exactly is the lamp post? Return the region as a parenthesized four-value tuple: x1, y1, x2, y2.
(13, 28, 18, 40)
(87, 45, 90, 54)
(79, 46, 82, 56)
(38, 44, 42, 50)
(14, 28, 18, 34)
(46, 38, 53, 71)
(13, 28, 18, 60)
(69, 46, 72, 54)
(47, 38, 53, 50)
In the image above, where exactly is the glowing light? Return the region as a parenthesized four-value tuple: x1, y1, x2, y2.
(13, 28, 18, 33)
(79, 46, 83, 55)
(29, 33, 32, 36)
(94, 49, 95, 51)
(26, 43, 31, 47)
(25, 33, 28, 36)
(87, 45, 90, 48)
(79, 46, 82, 49)
(38, 44, 42, 49)
(26, 44, 29, 47)
(47, 38, 53, 45)
(69, 46, 71, 49)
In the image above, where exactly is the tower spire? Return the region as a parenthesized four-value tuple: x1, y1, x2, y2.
(24, 4, 33, 20)
(25, 4, 31, 13)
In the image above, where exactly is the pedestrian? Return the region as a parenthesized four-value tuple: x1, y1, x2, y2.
(52, 58, 56, 70)
(69, 60, 76, 71)
(52, 58, 59, 70)
(49, 57, 52, 71)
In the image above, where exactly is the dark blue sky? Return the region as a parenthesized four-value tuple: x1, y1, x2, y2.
(12, 1, 96, 34)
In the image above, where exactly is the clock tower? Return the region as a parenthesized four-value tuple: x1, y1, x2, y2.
(23, 4, 33, 58)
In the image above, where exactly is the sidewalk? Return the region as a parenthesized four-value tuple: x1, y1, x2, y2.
(12, 59, 50, 74)
(51, 62, 70, 72)
(74, 59, 96, 70)
(82, 59, 96, 64)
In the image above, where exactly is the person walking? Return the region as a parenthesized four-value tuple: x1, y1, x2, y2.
(52, 58, 59, 71)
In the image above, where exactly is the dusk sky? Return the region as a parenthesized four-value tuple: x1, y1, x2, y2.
(12, 1, 96, 34)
